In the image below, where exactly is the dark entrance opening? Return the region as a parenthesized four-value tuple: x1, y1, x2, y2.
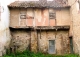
(69, 37, 74, 53)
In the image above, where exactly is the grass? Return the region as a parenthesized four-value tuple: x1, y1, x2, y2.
(3, 50, 79, 57)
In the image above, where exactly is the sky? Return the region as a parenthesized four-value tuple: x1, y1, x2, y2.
(18, 0, 53, 1)
(0, 0, 54, 3)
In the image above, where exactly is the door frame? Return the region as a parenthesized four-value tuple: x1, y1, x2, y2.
(48, 40, 56, 54)
(69, 37, 74, 54)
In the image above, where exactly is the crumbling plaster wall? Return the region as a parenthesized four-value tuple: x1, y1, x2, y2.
(68, 0, 80, 54)
(56, 31, 70, 54)
(10, 8, 20, 27)
(10, 8, 71, 27)
(10, 30, 70, 54)
(56, 8, 71, 26)
(10, 29, 30, 52)
(31, 30, 70, 54)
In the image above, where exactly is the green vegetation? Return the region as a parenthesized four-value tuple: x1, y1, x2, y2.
(3, 50, 79, 57)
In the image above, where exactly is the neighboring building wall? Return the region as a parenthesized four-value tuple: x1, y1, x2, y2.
(0, 0, 16, 56)
(68, 0, 80, 54)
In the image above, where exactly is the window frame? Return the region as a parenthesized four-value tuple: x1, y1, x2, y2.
(49, 12, 56, 19)
(20, 10, 26, 19)
(48, 40, 56, 54)
(20, 14, 26, 19)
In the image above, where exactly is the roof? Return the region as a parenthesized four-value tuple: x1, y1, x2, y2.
(8, 0, 70, 8)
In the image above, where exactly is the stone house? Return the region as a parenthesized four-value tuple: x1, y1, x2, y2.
(8, 0, 73, 55)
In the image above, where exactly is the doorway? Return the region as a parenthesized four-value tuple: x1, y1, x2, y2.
(69, 37, 74, 53)
(48, 40, 55, 54)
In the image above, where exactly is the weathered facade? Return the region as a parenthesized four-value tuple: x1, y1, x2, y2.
(8, 0, 72, 55)
(68, 0, 80, 54)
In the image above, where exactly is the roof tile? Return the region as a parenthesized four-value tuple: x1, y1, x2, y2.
(8, 0, 69, 8)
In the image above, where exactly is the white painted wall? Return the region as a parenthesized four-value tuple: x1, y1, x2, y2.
(0, 0, 16, 56)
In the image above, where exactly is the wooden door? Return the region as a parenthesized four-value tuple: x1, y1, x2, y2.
(48, 40, 55, 54)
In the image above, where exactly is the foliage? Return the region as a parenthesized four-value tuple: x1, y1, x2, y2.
(3, 50, 79, 57)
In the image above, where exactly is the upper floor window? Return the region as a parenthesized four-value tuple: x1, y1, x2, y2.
(49, 12, 56, 19)
(20, 15, 26, 19)
(20, 11, 26, 19)
(49, 8, 56, 19)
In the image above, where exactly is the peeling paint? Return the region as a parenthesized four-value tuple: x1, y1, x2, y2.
(10, 8, 70, 27)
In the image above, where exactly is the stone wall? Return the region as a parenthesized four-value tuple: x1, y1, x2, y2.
(10, 29, 70, 54)
(37, 30, 70, 54)
(10, 29, 30, 52)
(31, 30, 38, 52)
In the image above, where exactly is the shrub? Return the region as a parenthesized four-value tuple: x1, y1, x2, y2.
(3, 50, 79, 57)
